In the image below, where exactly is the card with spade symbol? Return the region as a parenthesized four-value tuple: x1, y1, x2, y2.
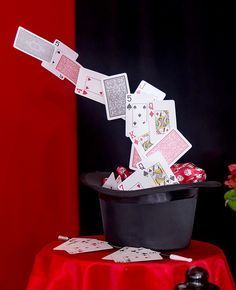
(137, 151, 179, 186)
(125, 93, 156, 137)
(75, 67, 107, 104)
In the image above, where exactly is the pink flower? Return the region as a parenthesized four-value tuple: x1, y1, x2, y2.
(225, 164, 236, 188)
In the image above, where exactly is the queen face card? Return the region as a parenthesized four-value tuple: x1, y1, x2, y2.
(148, 100, 177, 143)
(137, 151, 178, 186)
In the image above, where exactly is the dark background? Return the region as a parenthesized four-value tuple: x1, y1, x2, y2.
(76, 0, 236, 278)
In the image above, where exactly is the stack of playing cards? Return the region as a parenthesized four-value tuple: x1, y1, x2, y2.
(13, 26, 194, 191)
(53, 237, 113, 254)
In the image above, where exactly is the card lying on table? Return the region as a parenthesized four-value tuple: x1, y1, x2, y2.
(54, 238, 113, 254)
(103, 246, 163, 263)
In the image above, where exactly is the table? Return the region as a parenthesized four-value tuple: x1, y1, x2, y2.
(26, 238, 235, 290)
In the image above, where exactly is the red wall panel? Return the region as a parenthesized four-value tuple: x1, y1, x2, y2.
(0, 1, 79, 289)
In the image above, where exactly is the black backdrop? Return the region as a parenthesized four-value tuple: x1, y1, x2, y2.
(76, 0, 236, 277)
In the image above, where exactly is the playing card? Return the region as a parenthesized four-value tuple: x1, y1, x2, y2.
(54, 238, 113, 254)
(53, 238, 98, 251)
(148, 100, 177, 143)
(125, 94, 156, 137)
(129, 144, 142, 170)
(102, 73, 130, 120)
(53, 39, 78, 60)
(75, 67, 107, 104)
(103, 247, 163, 263)
(53, 54, 82, 84)
(102, 172, 118, 190)
(137, 151, 179, 186)
(135, 80, 166, 100)
(118, 170, 154, 190)
(128, 129, 154, 158)
(145, 128, 192, 166)
(13, 26, 55, 62)
(41, 39, 79, 81)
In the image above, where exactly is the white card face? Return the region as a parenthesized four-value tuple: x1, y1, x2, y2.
(128, 129, 154, 158)
(75, 67, 107, 104)
(102, 73, 130, 120)
(13, 26, 55, 62)
(118, 170, 155, 190)
(137, 151, 179, 186)
(135, 80, 166, 100)
(53, 39, 78, 60)
(145, 128, 192, 166)
(102, 172, 118, 190)
(54, 238, 113, 254)
(148, 100, 177, 143)
(125, 94, 156, 137)
(103, 247, 163, 263)
(129, 144, 142, 171)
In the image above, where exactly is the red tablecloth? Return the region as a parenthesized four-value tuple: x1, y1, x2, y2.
(27, 238, 235, 290)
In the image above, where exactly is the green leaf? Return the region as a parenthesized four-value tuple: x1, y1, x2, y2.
(224, 188, 236, 211)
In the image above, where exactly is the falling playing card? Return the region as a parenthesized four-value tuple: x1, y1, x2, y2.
(125, 94, 156, 137)
(129, 144, 142, 170)
(42, 39, 81, 83)
(137, 151, 179, 186)
(135, 80, 166, 100)
(102, 73, 130, 120)
(148, 100, 177, 143)
(13, 26, 55, 63)
(129, 129, 154, 158)
(103, 247, 163, 263)
(75, 67, 107, 104)
(118, 170, 154, 190)
(145, 128, 192, 166)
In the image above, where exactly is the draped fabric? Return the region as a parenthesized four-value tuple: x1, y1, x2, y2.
(27, 239, 235, 290)
(76, 0, 236, 277)
(0, 0, 78, 289)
